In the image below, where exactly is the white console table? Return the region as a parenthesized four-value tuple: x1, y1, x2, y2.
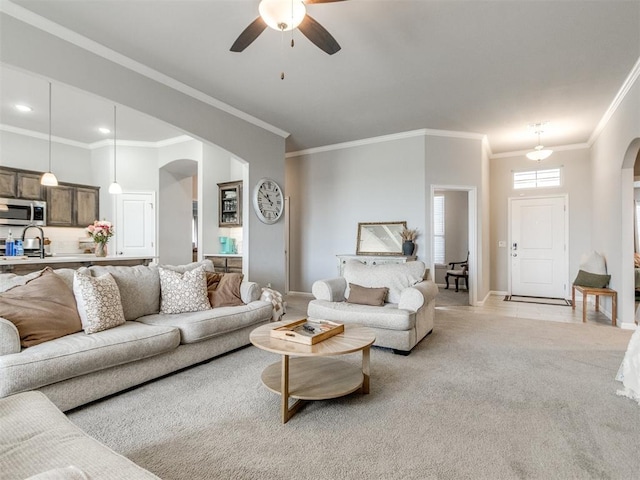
(336, 254, 417, 276)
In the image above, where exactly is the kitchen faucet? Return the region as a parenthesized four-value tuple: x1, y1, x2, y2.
(21, 224, 45, 259)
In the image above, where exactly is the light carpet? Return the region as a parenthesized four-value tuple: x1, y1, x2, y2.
(68, 310, 639, 480)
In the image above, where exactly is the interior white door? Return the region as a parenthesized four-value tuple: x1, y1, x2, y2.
(510, 196, 567, 298)
(115, 192, 156, 257)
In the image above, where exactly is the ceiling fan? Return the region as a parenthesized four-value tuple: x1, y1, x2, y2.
(230, 0, 346, 55)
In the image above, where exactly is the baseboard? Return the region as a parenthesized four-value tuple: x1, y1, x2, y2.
(285, 291, 313, 298)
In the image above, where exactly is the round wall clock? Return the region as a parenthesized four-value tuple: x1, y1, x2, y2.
(252, 178, 284, 224)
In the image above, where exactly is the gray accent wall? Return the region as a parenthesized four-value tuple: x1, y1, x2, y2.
(287, 132, 489, 299)
(1, 13, 287, 292)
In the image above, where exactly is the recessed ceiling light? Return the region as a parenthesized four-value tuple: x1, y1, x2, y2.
(98, 127, 111, 134)
(15, 104, 33, 112)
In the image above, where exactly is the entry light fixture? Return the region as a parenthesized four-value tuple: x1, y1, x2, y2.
(98, 127, 111, 134)
(15, 104, 33, 113)
(40, 82, 59, 187)
(526, 123, 553, 161)
(108, 105, 123, 195)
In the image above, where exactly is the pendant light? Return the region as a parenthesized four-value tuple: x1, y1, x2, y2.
(108, 105, 123, 195)
(40, 82, 59, 186)
(526, 124, 553, 161)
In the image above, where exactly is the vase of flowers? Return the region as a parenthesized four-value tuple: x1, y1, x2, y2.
(86, 221, 114, 257)
(400, 227, 418, 256)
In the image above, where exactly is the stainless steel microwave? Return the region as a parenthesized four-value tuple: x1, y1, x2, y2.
(0, 198, 46, 226)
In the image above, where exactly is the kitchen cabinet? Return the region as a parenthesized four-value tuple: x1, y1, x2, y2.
(17, 172, 44, 200)
(47, 183, 100, 227)
(0, 167, 44, 200)
(218, 181, 242, 227)
(205, 255, 243, 274)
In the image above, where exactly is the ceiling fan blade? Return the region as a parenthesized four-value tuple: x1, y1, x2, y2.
(298, 14, 341, 55)
(230, 16, 268, 52)
(304, 0, 347, 4)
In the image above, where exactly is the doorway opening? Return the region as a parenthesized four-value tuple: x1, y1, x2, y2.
(430, 185, 477, 306)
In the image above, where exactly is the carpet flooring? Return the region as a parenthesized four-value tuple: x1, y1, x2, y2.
(68, 310, 639, 480)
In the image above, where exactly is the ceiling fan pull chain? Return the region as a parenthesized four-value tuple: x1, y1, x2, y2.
(280, 25, 286, 80)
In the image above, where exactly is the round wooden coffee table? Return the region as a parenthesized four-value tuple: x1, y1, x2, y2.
(250, 321, 376, 423)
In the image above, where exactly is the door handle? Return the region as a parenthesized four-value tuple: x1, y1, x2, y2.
(512, 242, 518, 251)
(512, 253, 518, 257)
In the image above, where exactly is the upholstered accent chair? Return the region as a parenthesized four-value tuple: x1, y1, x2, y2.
(307, 260, 438, 355)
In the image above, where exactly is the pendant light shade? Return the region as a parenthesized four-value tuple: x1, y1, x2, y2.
(109, 105, 122, 195)
(41, 82, 59, 186)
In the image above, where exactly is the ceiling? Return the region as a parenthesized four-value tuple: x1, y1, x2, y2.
(2, 0, 639, 154)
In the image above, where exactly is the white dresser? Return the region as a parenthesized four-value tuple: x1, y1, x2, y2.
(336, 254, 417, 276)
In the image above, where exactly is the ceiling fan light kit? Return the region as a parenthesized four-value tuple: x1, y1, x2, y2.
(231, 0, 343, 56)
(526, 123, 553, 161)
(259, 0, 306, 31)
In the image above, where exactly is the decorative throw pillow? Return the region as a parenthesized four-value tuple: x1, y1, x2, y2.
(573, 269, 611, 289)
(579, 251, 607, 274)
(206, 272, 245, 307)
(160, 259, 215, 274)
(159, 265, 211, 314)
(0, 267, 82, 348)
(634, 253, 640, 268)
(347, 283, 389, 306)
(73, 271, 126, 334)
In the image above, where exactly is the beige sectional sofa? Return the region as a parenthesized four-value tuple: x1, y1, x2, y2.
(0, 260, 272, 412)
(307, 260, 438, 354)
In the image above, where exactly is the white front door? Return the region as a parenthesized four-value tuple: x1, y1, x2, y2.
(510, 196, 567, 298)
(115, 192, 156, 257)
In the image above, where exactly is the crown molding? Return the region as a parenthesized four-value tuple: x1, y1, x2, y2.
(588, 55, 640, 147)
(0, 124, 88, 148)
(286, 128, 486, 158)
(1, 124, 194, 150)
(490, 143, 590, 160)
(0, 1, 289, 140)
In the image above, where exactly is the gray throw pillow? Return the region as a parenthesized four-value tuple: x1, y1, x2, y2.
(347, 283, 389, 306)
(573, 269, 611, 288)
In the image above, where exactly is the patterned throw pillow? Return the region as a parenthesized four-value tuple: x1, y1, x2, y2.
(73, 271, 126, 334)
(159, 265, 211, 314)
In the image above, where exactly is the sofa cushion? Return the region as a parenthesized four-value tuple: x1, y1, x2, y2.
(347, 283, 388, 306)
(73, 272, 126, 334)
(207, 272, 245, 307)
(159, 265, 211, 314)
(343, 260, 426, 304)
(137, 301, 272, 344)
(89, 264, 160, 320)
(160, 259, 215, 274)
(0, 391, 160, 479)
(0, 268, 82, 348)
(0, 321, 180, 398)
(308, 299, 416, 331)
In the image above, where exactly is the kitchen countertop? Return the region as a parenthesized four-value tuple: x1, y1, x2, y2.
(203, 253, 242, 257)
(0, 254, 157, 266)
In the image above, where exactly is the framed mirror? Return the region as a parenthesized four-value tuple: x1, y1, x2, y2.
(356, 221, 407, 256)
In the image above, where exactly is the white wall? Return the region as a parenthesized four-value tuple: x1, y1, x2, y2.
(0, 130, 92, 182)
(590, 64, 640, 328)
(490, 148, 592, 294)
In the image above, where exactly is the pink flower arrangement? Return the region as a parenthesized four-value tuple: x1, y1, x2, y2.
(87, 221, 114, 244)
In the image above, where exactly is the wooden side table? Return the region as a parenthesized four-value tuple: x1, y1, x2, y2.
(571, 285, 617, 326)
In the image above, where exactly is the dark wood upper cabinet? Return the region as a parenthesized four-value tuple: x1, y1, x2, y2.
(46, 184, 75, 226)
(17, 172, 44, 200)
(0, 170, 17, 198)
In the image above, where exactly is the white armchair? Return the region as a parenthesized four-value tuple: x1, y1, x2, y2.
(307, 260, 438, 355)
